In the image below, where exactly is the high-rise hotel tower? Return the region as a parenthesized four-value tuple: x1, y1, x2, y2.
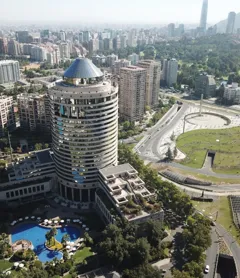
(49, 58, 118, 202)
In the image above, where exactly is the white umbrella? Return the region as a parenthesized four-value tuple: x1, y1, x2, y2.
(37, 217, 41, 220)
(54, 220, 58, 224)
(31, 216, 35, 219)
(48, 220, 52, 224)
(72, 247, 77, 251)
(44, 219, 48, 223)
(82, 224, 86, 228)
(60, 220, 64, 223)
(14, 262, 19, 267)
(25, 216, 29, 220)
(79, 221, 82, 224)
(66, 245, 70, 249)
(19, 218, 23, 221)
(75, 219, 80, 222)
(85, 228, 89, 231)
(19, 263, 24, 268)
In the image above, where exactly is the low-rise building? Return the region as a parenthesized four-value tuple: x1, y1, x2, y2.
(224, 83, 240, 104)
(0, 149, 55, 203)
(96, 163, 164, 224)
(195, 73, 216, 99)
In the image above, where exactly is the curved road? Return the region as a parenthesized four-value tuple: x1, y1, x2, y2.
(137, 102, 240, 181)
(138, 103, 189, 157)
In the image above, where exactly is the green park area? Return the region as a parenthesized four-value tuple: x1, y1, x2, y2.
(176, 127, 240, 174)
(192, 197, 240, 245)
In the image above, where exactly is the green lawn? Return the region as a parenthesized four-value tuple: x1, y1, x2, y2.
(72, 247, 93, 265)
(0, 260, 13, 272)
(176, 127, 240, 174)
(192, 197, 240, 244)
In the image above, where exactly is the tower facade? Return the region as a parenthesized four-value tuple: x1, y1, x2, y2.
(226, 12, 236, 34)
(119, 66, 146, 122)
(138, 60, 161, 108)
(200, 0, 208, 32)
(49, 58, 118, 202)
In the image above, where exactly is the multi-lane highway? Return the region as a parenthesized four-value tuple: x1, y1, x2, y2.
(136, 103, 189, 160)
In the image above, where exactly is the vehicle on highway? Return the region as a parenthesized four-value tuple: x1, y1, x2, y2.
(204, 265, 210, 273)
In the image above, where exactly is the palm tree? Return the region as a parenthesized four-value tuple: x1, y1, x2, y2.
(61, 234, 70, 247)
(50, 228, 57, 244)
(45, 231, 51, 245)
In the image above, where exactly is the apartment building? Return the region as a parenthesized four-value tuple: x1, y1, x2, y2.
(119, 66, 146, 122)
(0, 95, 15, 136)
(224, 83, 240, 104)
(17, 93, 51, 132)
(138, 60, 161, 108)
(112, 59, 130, 75)
(0, 60, 20, 84)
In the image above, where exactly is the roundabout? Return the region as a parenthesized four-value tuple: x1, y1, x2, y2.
(184, 112, 231, 128)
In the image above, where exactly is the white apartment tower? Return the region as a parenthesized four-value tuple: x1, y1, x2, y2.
(138, 60, 161, 108)
(0, 60, 20, 84)
(0, 95, 15, 136)
(119, 66, 146, 122)
(49, 58, 118, 202)
(59, 43, 70, 60)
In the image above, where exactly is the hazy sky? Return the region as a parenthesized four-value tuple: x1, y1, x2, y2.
(1, 0, 240, 24)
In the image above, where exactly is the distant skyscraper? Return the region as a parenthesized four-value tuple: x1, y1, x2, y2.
(168, 23, 175, 38)
(83, 31, 91, 43)
(112, 59, 130, 75)
(7, 39, 21, 56)
(79, 32, 83, 43)
(60, 30, 66, 41)
(226, 12, 236, 34)
(200, 0, 208, 32)
(0, 38, 8, 55)
(163, 58, 178, 87)
(128, 53, 139, 65)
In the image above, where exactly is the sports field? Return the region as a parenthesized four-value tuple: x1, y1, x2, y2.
(176, 127, 240, 174)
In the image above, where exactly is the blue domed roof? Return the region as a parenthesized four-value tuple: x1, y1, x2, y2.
(64, 58, 103, 79)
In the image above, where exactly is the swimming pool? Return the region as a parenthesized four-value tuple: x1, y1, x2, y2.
(11, 223, 81, 262)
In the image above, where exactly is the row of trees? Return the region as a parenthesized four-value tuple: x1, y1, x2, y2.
(98, 219, 166, 278)
(173, 213, 212, 278)
(118, 144, 212, 277)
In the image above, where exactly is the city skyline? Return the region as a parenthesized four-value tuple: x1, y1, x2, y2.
(0, 0, 240, 25)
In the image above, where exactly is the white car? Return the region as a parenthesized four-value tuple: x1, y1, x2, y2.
(204, 265, 210, 273)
